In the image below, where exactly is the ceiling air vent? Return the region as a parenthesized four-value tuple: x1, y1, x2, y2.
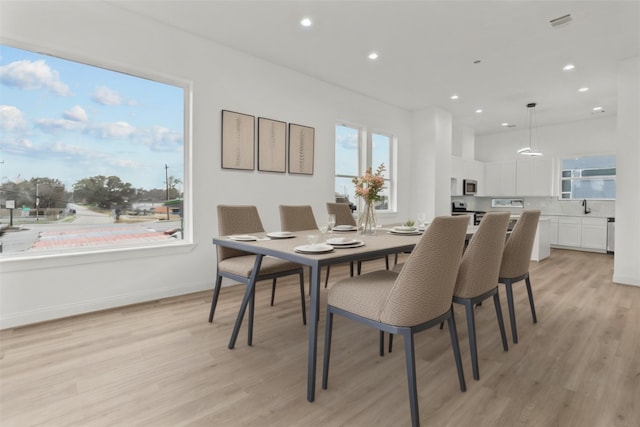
(550, 14, 572, 28)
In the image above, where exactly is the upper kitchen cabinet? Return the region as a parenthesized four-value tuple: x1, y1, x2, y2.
(516, 157, 555, 196)
(484, 160, 516, 196)
(451, 156, 484, 196)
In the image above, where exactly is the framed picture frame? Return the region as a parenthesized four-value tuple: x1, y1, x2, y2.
(288, 123, 314, 175)
(257, 117, 287, 173)
(221, 110, 255, 170)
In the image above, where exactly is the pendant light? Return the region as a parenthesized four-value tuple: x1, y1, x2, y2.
(518, 102, 543, 156)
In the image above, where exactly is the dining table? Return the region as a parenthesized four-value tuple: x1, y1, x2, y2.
(211, 224, 479, 403)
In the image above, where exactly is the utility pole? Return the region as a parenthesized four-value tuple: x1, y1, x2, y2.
(35, 180, 39, 221)
(164, 164, 170, 221)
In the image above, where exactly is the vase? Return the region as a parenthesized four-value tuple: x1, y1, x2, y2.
(358, 200, 377, 235)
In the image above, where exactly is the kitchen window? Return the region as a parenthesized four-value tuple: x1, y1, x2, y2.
(335, 124, 395, 211)
(560, 154, 616, 200)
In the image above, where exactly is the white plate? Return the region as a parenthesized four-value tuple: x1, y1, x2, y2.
(267, 231, 295, 239)
(326, 237, 358, 245)
(389, 230, 423, 235)
(394, 226, 417, 232)
(294, 244, 334, 254)
(331, 241, 364, 249)
(333, 225, 357, 231)
(229, 235, 258, 241)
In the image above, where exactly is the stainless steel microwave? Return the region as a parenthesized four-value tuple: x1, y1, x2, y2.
(463, 179, 477, 195)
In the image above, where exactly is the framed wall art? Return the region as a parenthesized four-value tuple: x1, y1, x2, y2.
(221, 110, 255, 170)
(288, 123, 314, 175)
(257, 117, 287, 173)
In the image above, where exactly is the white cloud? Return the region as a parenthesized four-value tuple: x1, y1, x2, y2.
(0, 59, 71, 96)
(136, 126, 183, 151)
(86, 121, 136, 139)
(0, 105, 28, 131)
(91, 86, 135, 106)
(36, 118, 85, 133)
(0, 137, 34, 155)
(63, 105, 88, 122)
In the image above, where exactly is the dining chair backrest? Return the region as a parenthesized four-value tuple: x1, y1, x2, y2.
(499, 210, 541, 278)
(326, 202, 357, 227)
(279, 205, 319, 232)
(454, 212, 511, 298)
(217, 205, 265, 262)
(379, 215, 469, 326)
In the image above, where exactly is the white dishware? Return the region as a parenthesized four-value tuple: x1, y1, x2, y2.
(294, 243, 334, 254)
(394, 226, 417, 232)
(267, 231, 295, 239)
(229, 235, 258, 241)
(326, 237, 357, 245)
(308, 234, 321, 247)
(333, 225, 357, 231)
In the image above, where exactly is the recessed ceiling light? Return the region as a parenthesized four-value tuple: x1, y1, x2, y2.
(578, 87, 589, 92)
(300, 17, 312, 27)
(592, 106, 604, 111)
(475, 109, 483, 114)
(368, 52, 379, 60)
(563, 64, 575, 71)
(501, 123, 516, 128)
(450, 95, 459, 100)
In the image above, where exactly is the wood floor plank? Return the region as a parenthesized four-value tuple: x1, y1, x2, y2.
(1, 249, 639, 426)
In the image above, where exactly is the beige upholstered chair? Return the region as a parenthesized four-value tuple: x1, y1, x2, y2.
(322, 216, 470, 427)
(209, 205, 306, 330)
(278, 205, 318, 232)
(498, 210, 541, 344)
(452, 212, 511, 380)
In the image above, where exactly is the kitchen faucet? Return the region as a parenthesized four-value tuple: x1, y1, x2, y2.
(582, 199, 591, 214)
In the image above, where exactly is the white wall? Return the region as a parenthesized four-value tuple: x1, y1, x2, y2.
(614, 57, 640, 286)
(475, 115, 618, 162)
(0, 1, 413, 327)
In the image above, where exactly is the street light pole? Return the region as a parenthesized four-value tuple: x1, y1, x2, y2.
(164, 164, 170, 221)
(35, 181, 39, 221)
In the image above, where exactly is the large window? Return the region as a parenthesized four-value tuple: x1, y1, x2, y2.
(560, 155, 616, 200)
(335, 124, 394, 211)
(0, 44, 187, 255)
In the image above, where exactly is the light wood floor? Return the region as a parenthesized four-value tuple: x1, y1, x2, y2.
(1, 249, 639, 426)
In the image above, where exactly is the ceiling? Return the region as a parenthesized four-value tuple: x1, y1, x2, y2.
(108, 1, 639, 135)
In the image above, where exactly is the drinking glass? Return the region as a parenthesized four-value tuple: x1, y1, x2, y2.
(327, 214, 336, 232)
(308, 234, 321, 247)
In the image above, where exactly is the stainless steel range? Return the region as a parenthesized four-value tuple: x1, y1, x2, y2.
(451, 201, 486, 225)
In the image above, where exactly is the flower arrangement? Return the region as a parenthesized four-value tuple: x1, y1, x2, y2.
(352, 163, 386, 203)
(352, 163, 386, 235)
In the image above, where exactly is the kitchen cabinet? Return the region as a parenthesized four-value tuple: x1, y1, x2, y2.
(549, 216, 607, 253)
(516, 158, 555, 196)
(484, 160, 516, 196)
(557, 217, 581, 247)
(451, 156, 484, 196)
(581, 217, 607, 251)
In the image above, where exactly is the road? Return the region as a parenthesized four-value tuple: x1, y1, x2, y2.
(0, 204, 181, 254)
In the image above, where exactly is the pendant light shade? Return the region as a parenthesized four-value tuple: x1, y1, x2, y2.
(519, 102, 543, 156)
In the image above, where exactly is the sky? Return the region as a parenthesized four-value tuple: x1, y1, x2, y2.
(0, 44, 184, 192)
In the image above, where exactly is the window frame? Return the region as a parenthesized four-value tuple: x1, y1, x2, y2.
(559, 154, 616, 201)
(334, 121, 396, 213)
(0, 40, 193, 259)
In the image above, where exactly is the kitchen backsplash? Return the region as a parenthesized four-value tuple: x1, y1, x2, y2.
(452, 196, 615, 218)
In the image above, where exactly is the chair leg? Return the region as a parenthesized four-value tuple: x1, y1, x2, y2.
(324, 265, 331, 288)
(504, 280, 518, 344)
(447, 310, 467, 392)
(299, 271, 307, 325)
(248, 283, 256, 346)
(402, 332, 420, 427)
(322, 311, 334, 389)
(464, 301, 480, 381)
(208, 274, 223, 323)
(379, 331, 385, 357)
(493, 292, 508, 352)
(389, 333, 393, 353)
(349, 262, 354, 277)
(270, 278, 277, 307)
(385, 255, 390, 270)
(357, 261, 362, 275)
(525, 274, 538, 323)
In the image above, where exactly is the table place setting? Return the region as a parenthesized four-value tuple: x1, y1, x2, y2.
(388, 225, 423, 235)
(228, 234, 259, 241)
(332, 225, 358, 232)
(266, 231, 296, 239)
(326, 237, 365, 249)
(294, 234, 335, 254)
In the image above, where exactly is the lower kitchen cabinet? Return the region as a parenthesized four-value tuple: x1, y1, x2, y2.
(550, 216, 607, 253)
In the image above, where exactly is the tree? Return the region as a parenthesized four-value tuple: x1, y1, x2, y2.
(0, 177, 66, 209)
(167, 176, 182, 199)
(73, 175, 135, 209)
